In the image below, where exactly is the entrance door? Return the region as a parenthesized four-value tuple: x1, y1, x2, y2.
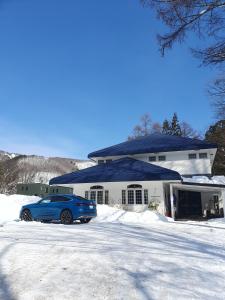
(178, 190, 202, 218)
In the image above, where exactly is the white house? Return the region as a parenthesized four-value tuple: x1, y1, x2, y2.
(49, 134, 225, 220)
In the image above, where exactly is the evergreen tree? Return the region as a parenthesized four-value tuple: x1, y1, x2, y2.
(162, 119, 171, 135)
(170, 113, 182, 136)
(205, 120, 225, 175)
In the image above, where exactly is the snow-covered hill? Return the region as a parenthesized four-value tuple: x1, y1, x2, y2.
(0, 149, 95, 185)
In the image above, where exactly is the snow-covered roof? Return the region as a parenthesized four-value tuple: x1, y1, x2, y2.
(88, 133, 217, 158)
(49, 157, 181, 184)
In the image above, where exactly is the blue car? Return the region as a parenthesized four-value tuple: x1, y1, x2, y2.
(20, 194, 97, 224)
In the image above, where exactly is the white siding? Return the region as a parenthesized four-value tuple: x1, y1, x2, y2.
(93, 148, 217, 176)
(61, 181, 173, 214)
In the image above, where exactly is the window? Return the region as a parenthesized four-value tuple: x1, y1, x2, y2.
(127, 184, 142, 189)
(122, 190, 126, 205)
(21, 186, 24, 191)
(39, 197, 51, 204)
(98, 160, 104, 164)
(149, 156, 156, 162)
(128, 190, 134, 204)
(158, 155, 166, 161)
(90, 185, 103, 190)
(97, 191, 103, 204)
(105, 190, 109, 204)
(51, 196, 70, 202)
(106, 159, 112, 163)
(52, 189, 55, 193)
(90, 191, 96, 200)
(25, 186, 28, 191)
(144, 190, 148, 205)
(56, 189, 59, 193)
(85, 191, 89, 199)
(135, 190, 142, 204)
(199, 153, 207, 159)
(188, 153, 197, 159)
(46, 188, 48, 193)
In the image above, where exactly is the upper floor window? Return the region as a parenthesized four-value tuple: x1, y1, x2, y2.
(106, 159, 112, 163)
(199, 153, 208, 159)
(188, 153, 197, 159)
(98, 160, 104, 164)
(158, 155, 166, 161)
(149, 156, 156, 162)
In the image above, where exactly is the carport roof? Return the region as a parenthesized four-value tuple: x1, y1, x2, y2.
(49, 157, 181, 184)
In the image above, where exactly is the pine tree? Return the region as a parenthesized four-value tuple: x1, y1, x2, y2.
(162, 119, 171, 135)
(205, 120, 225, 175)
(170, 113, 182, 136)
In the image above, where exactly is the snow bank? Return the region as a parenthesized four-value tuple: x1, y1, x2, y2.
(0, 194, 40, 224)
(93, 205, 170, 225)
(0, 194, 169, 227)
(182, 175, 225, 185)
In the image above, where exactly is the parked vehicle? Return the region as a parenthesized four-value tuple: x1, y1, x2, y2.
(20, 194, 97, 224)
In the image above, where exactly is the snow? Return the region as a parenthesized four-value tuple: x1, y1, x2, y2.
(0, 194, 40, 225)
(182, 175, 225, 185)
(1, 196, 225, 299)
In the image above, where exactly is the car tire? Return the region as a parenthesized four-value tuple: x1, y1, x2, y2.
(60, 209, 73, 225)
(80, 218, 91, 224)
(21, 209, 33, 222)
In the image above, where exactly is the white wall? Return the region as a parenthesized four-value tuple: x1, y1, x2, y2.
(92, 148, 217, 176)
(61, 180, 171, 214)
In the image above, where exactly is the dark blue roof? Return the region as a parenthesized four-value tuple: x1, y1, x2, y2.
(88, 133, 217, 158)
(49, 157, 181, 184)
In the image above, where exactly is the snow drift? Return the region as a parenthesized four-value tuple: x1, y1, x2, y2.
(0, 194, 169, 225)
(0, 194, 40, 224)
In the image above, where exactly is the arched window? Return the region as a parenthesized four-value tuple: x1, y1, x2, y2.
(122, 185, 148, 206)
(127, 184, 142, 189)
(90, 185, 104, 190)
(86, 186, 109, 205)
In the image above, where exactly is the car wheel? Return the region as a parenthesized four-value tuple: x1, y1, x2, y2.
(21, 209, 32, 222)
(60, 209, 73, 224)
(80, 218, 91, 224)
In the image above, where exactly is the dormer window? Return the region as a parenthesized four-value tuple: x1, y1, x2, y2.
(199, 153, 207, 159)
(188, 153, 197, 159)
(158, 155, 166, 161)
(149, 156, 156, 162)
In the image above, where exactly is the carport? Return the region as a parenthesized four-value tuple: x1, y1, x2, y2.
(168, 182, 225, 220)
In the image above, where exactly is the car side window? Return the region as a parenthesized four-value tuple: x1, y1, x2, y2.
(39, 197, 51, 204)
(51, 196, 70, 203)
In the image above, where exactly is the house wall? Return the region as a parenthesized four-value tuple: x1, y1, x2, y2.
(92, 148, 217, 176)
(59, 181, 172, 214)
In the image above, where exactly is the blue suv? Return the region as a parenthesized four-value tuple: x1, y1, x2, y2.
(20, 194, 97, 224)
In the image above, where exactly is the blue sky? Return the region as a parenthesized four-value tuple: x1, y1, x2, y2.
(0, 0, 217, 159)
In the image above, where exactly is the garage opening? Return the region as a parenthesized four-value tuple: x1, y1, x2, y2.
(177, 190, 202, 219)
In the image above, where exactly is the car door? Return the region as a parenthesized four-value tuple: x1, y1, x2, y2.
(48, 195, 71, 219)
(31, 196, 52, 220)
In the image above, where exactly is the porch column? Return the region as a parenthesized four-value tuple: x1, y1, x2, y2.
(222, 189, 225, 217)
(170, 184, 175, 219)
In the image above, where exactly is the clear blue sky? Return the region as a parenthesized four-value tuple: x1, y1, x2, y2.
(0, 0, 217, 159)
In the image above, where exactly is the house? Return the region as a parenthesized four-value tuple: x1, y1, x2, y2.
(16, 183, 73, 197)
(49, 134, 225, 220)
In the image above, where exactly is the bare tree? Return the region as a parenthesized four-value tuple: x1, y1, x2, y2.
(141, 0, 225, 116)
(128, 113, 161, 140)
(180, 121, 202, 139)
(209, 77, 225, 119)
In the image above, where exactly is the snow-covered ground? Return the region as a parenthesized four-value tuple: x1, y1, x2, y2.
(1, 195, 225, 299)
